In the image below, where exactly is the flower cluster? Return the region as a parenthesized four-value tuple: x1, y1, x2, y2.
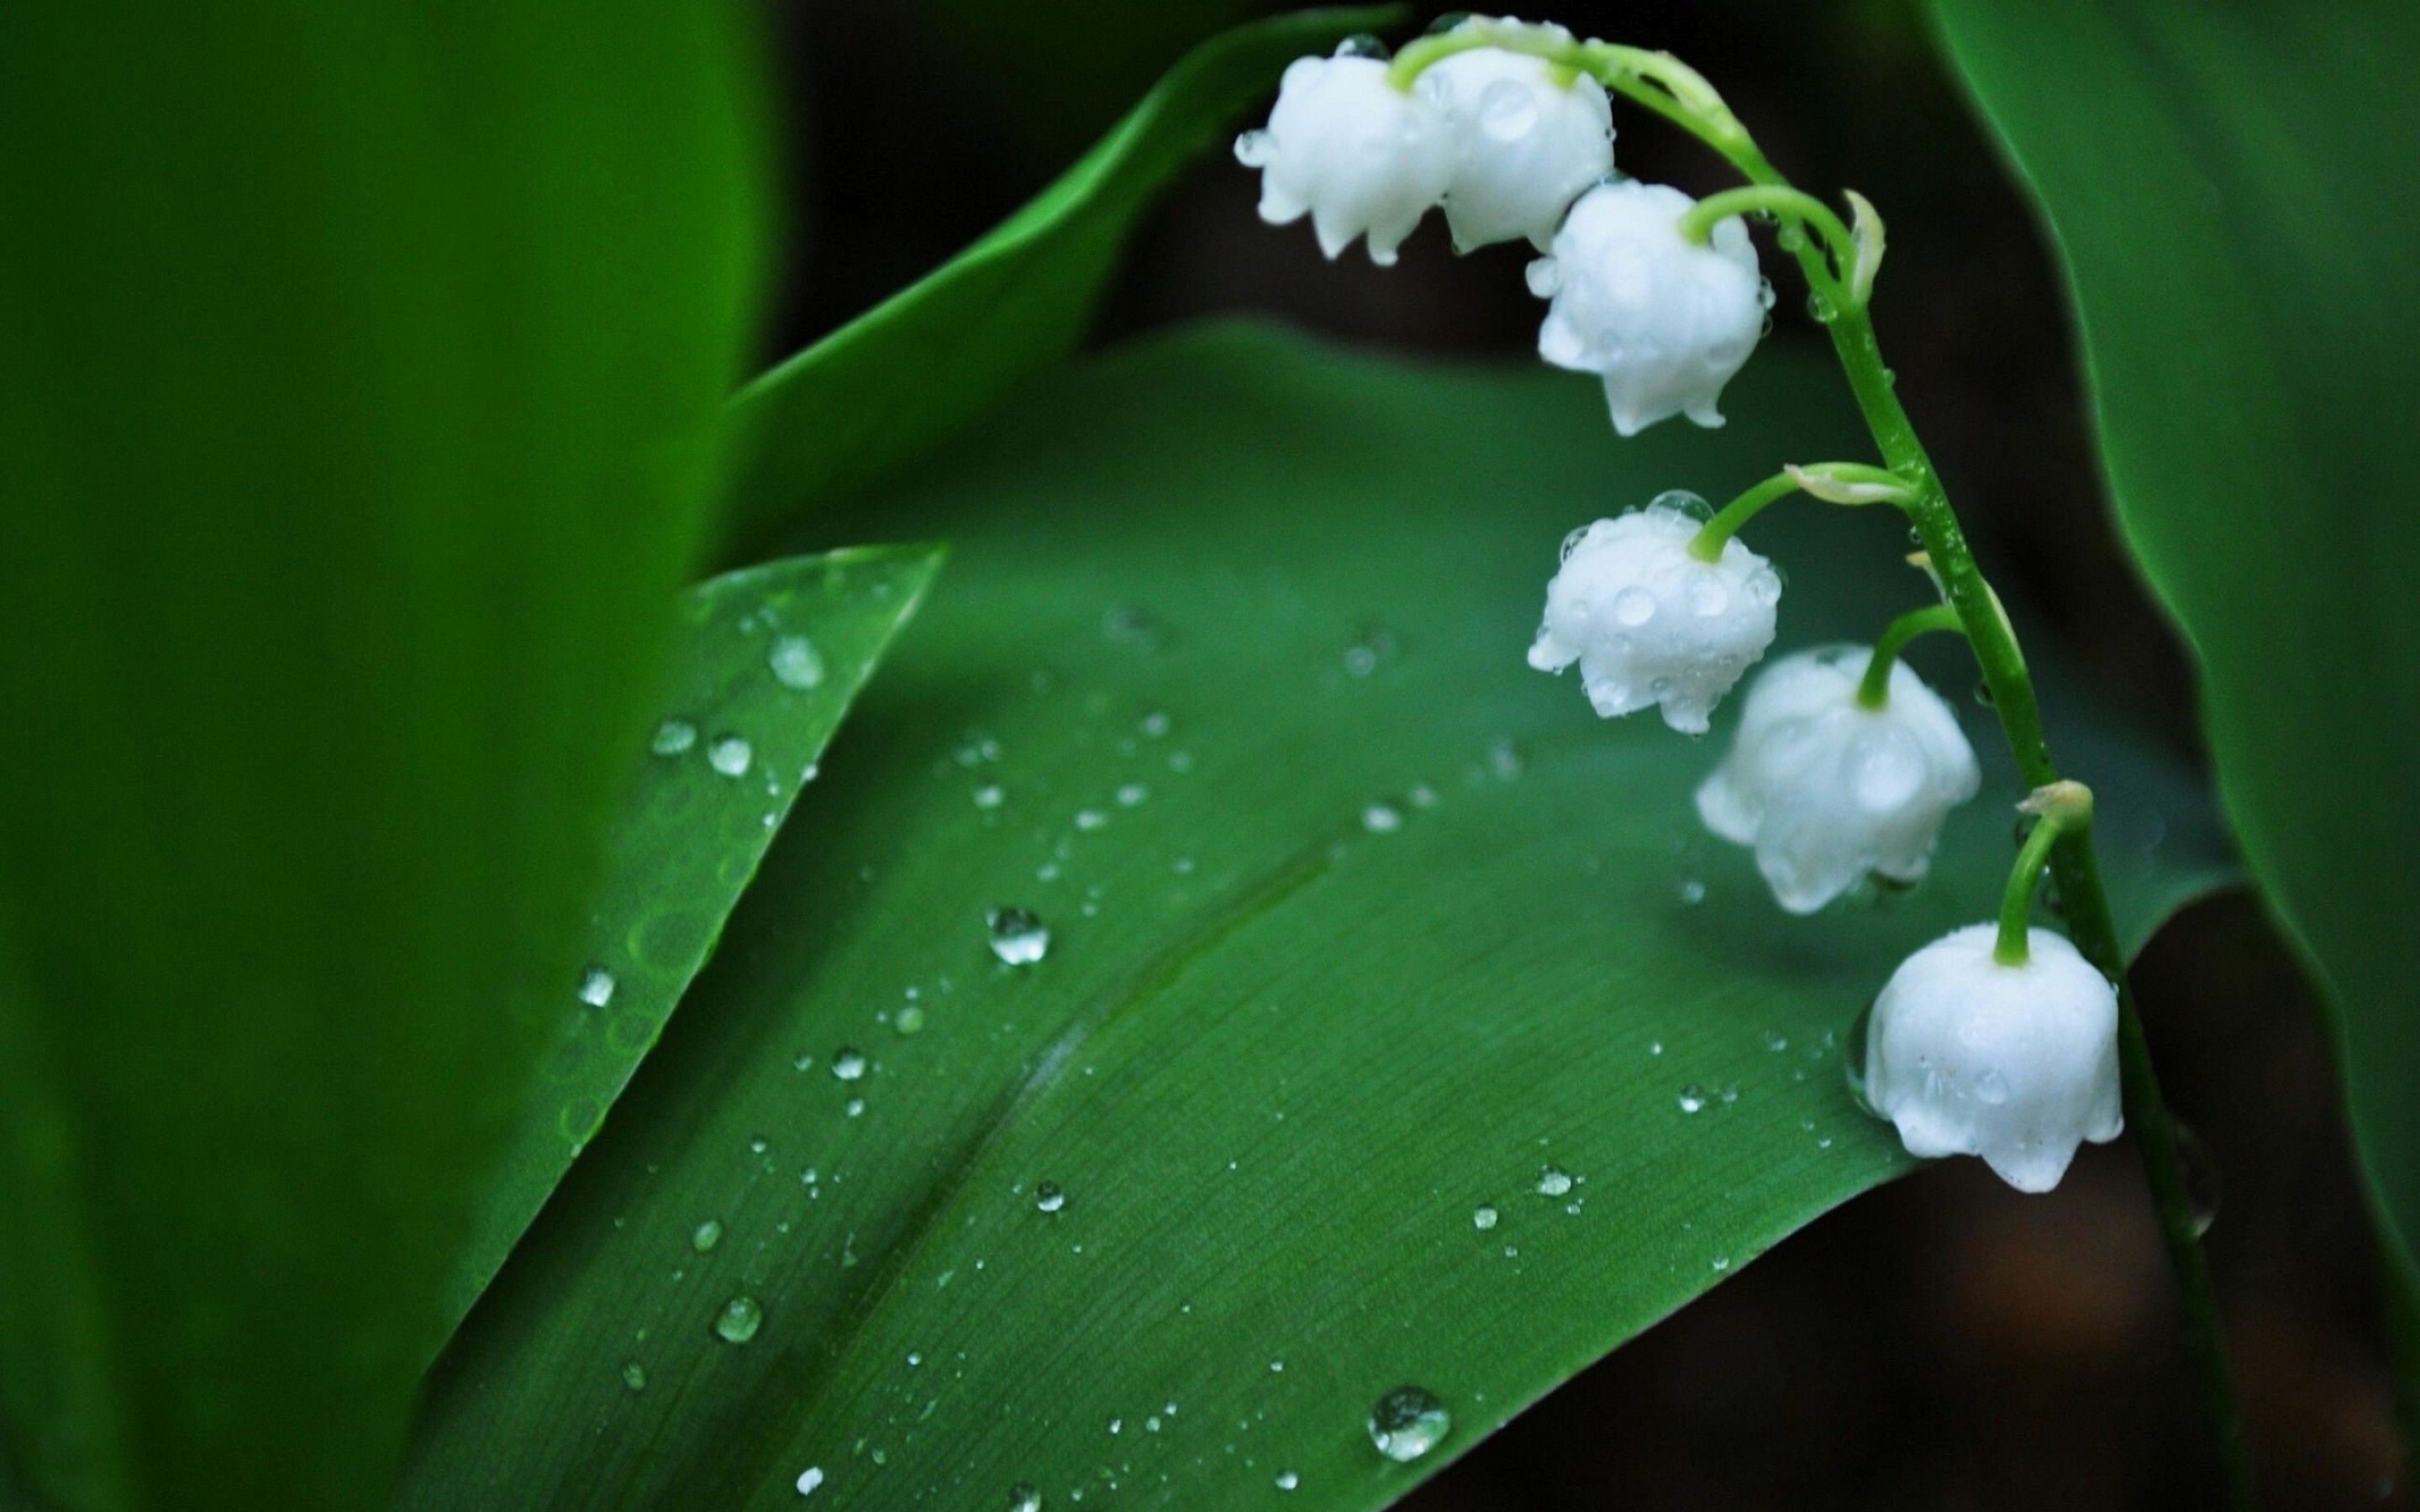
(1241, 16, 2124, 1195)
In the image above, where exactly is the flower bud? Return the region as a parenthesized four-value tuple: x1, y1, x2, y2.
(1529, 180, 1767, 436)
(1696, 647, 1980, 913)
(1416, 45, 1613, 251)
(1235, 48, 1457, 265)
(1862, 923, 2123, 1193)
(1527, 497, 1782, 734)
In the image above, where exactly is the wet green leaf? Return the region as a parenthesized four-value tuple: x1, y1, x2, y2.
(442, 545, 945, 1332)
(403, 325, 2232, 1510)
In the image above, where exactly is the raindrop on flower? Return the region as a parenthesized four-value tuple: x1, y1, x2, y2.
(769, 634, 825, 690)
(1366, 1386, 1451, 1462)
(987, 908, 1050, 966)
(714, 1294, 763, 1344)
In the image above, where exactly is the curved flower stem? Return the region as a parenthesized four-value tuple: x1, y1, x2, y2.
(1678, 186, 1855, 298)
(1995, 804, 2075, 964)
(1719, 129, 2262, 1512)
(1856, 604, 1965, 711)
(1691, 462, 1912, 563)
(1688, 471, 1801, 561)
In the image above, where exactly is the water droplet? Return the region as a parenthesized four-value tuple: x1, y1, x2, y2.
(1776, 223, 1807, 252)
(692, 1219, 723, 1252)
(844, 1096, 865, 1118)
(714, 1294, 763, 1344)
(1486, 737, 1526, 780)
(987, 907, 1050, 966)
(1007, 1484, 1044, 1512)
(795, 1466, 825, 1497)
(1677, 879, 1707, 906)
(1337, 31, 1390, 58)
(1276, 1471, 1301, 1491)
(1116, 783, 1148, 808)
(1844, 1001, 1876, 1112)
(1361, 802, 1402, 834)
(1476, 76, 1539, 139)
(1234, 129, 1274, 168)
(708, 734, 754, 778)
(1711, 1254, 1732, 1272)
(1846, 727, 1926, 813)
(1472, 1205, 1499, 1231)
(1140, 711, 1171, 738)
(1611, 586, 1657, 627)
(769, 635, 825, 690)
(577, 966, 616, 1008)
(1366, 1386, 1450, 1462)
(974, 783, 1005, 811)
(1524, 256, 1563, 298)
(1807, 290, 1839, 323)
(1763, 1030, 1791, 1053)
(1034, 1181, 1066, 1215)
(621, 1361, 647, 1392)
(1534, 1166, 1574, 1197)
(831, 1047, 867, 1081)
(1651, 489, 1714, 523)
(895, 1005, 926, 1036)
(1975, 1068, 2011, 1105)
(650, 719, 697, 757)
(1678, 1084, 1707, 1114)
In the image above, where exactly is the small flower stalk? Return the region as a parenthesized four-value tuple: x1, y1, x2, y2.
(1697, 644, 1980, 913)
(1528, 498, 1783, 734)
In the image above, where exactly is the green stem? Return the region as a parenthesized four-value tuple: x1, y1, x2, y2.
(1688, 471, 1800, 561)
(1531, 42, 2265, 1508)
(1994, 809, 2070, 965)
(1856, 604, 1964, 711)
(1678, 186, 1854, 296)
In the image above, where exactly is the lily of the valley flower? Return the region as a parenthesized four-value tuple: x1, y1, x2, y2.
(1527, 498, 1782, 734)
(1862, 922, 2123, 1193)
(1417, 44, 1614, 251)
(1531, 180, 1768, 435)
(1235, 46, 1457, 265)
(1696, 646, 1980, 913)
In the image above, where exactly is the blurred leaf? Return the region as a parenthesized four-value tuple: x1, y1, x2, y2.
(0, 2, 763, 1506)
(402, 326, 2231, 1510)
(718, 5, 1401, 550)
(1927, 0, 2420, 1421)
(442, 545, 945, 1333)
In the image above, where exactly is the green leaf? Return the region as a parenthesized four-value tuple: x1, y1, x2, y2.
(402, 325, 2231, 1509)
(443, 545, 945, 1331)
(1925, 0, 2420, 1419)
(0, 3, 762, 1506)
(716, 5, 1402, 549)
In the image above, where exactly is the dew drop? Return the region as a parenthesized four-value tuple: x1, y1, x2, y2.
(795, 1466, 825, 1497)
(769, 635, 826, 690)
(1975, 1068, 2012, 1105)
(974, 783, 1006, 811)
(1234, 129, 1274, 168)
(577, 966, 616, 1008)
(1534, 1166, 1574, 1198)
(2177, 1121, 2223, 1238)
(692, 1219, 723, 1252)
(1711, 1254, 1732, 1273)
(831, 1047, 867, 1082)
(1116, 783, 1149, 808)
(714, 1294, 762, 1344)
(987, 907, 1051, 966)
(1361, 802, 1403, 834)
(895, 1005, 926, 1037)
(650, 719, 697, 757)
(621, 1361, 647, 1392)
(1477, 77, 1538, 139)
(708, 734, 754, 778)
(1472, 1205, 1499, 1231)
(1678, 1084, 1707, 1114)
(1611, 586, 1657, 627)
(1007, 1484, 1044, 1512)
(1651, 488, 1714, 523)
(1276, 1471, 1301, 1491)
(1034, 1181, 1066, 1215)
(1366, 1386, 1450, 1462)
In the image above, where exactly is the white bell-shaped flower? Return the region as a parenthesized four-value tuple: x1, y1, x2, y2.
(1697, 646, 1981, 913)
(1527, 497, 1782, 734)
(1416, 45, 1613, 251)
(1235, 46, 1456, 266)
(1530, 180, 1768, 435)
(1862, 923, 2123, 1193)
